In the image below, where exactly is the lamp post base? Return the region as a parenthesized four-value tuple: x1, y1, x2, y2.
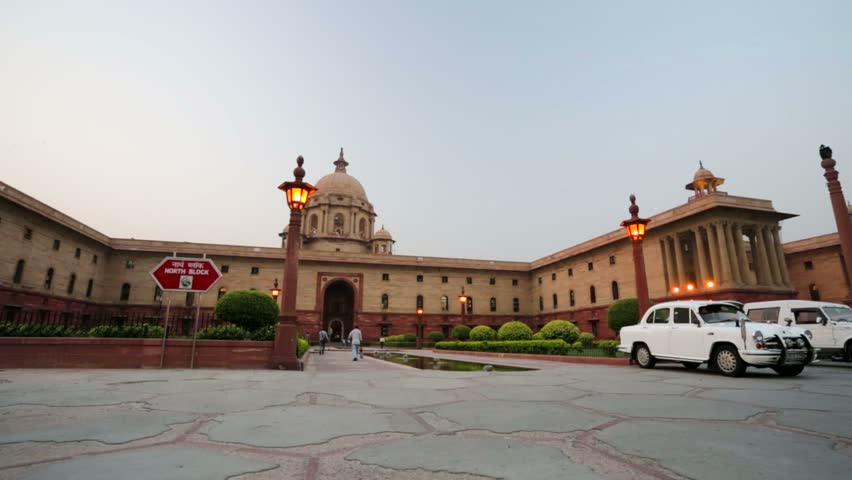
(269, 318, 301, 371)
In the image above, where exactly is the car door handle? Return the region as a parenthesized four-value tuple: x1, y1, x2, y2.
(707, 332, 714, 336)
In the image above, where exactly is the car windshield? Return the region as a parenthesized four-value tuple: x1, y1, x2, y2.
(823, 306, 852, 322)
(698, 303, 750, 324)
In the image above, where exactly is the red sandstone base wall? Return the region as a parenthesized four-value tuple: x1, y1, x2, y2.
(0, 337, 274, 369)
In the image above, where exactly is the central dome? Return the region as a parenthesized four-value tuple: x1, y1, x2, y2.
(310, 149, 368, 203)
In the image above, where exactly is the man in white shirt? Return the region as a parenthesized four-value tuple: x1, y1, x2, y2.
(348, 325, 363, 361)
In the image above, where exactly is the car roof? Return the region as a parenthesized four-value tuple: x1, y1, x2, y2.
(745, 300, 850, 309)
(649, 300, 739, 309)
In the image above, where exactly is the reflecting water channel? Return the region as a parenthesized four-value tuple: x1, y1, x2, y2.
(368, 351, 535, 372)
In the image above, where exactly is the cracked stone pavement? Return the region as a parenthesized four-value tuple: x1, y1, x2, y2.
(0, 349, 850, 479)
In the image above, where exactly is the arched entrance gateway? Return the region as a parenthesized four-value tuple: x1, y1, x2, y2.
(323, 280, 355, 343)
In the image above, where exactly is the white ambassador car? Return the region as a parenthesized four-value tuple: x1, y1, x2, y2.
(619, 301, 818, 377)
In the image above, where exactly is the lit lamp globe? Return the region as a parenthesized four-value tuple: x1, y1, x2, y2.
(277, 156, 317, 210)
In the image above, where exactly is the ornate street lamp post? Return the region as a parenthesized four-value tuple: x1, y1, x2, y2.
(818, 145, 852, 303)
(621, 195, 651, 318)
(270, 278, 281, 300)
(458, 287, 468, 317)
(416, 308, 424, 349)
(270, 156, 317, 370)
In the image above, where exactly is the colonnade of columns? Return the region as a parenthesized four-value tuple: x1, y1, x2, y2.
(658, 221, 791, 293)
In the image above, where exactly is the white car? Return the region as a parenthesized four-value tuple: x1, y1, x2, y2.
(618, 300, 818, 377)
(745, 300, 852, 361)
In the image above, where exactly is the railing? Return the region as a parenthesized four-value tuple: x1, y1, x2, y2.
(0, 309, 226, 337)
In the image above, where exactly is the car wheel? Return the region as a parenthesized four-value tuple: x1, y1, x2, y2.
(772, 365, 805, 377)
(846, 342, 852, 362)
(682, 362, 701, 370)
(714, 345, 746, 377)
(634, 344, 656, 369)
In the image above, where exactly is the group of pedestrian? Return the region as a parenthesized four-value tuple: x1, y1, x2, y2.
(315, 325, 365, 361)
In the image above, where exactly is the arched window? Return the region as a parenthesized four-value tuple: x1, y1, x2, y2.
(513, 298, 519, 313)
(490, 297, 497, 312)
(381, 293, 389, 309)
(13, 259, 25, 284)
(416, 295, 424, 309)
(44, 268, 54, 290)
(380, 245, 386, 253)
(441, 295, 449, 312)
(67, 273, 77, 295)
(217, 287, 227, 300)
(809, 283, 821, 301)
(86, 279, 94, 298)
(359, 218, 366, 235)
(309, 214, 318, 232)
(539, 296, 544, 311)
(570, 290, 575, 307)
(154, 286, 164, 302)
(466, 297, 474, 314)
(120, 283, 131, 302)
(590, 286, 597, 304)
(333, 213, 344, 234)
(611, 281, 619, 300)
(553, 293, 558, 308)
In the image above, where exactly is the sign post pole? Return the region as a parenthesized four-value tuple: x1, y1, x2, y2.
(159, 295, 171, 369)
(190, 293, 203, 369)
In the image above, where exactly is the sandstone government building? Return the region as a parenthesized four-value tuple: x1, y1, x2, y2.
(2, 150, 850, 340)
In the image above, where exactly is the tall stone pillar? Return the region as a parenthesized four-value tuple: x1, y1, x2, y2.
(732, 223, 753, 285)
(706, 223, 720, 283)
(724, 222, 743, 285)
(748, 233, 764, 284)
(692, 227, 709, 287)
(754, 226, 774, 287)
(714, 222, 733, 286)
(818, 145, 852, 302)
(660, 238, 672, 292)
(667, 236, 681, 287)
(673, 233, 688, 287)
(763, 226, 782, 286)
(772, 226, 792, 287)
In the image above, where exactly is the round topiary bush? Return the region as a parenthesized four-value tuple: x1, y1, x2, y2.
(451, 325, 471, 341)
(578, 332, 595, 347)
(214, 290, 280, 332)
(607, 297, 640, 334)
(428, 331, 445, 342)
(469, 325, 496, 341)
(497, 321, 533, 341)
(539, 320, 580, 344)
(571, 341, 584, 352)
(532, 332, 544, 340)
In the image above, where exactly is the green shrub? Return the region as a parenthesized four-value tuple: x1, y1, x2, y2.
(578, 332, 595, 348)
(571, 341, 584, 352)
(497, 321, 533, 341)
(214, 290, 280, 332)
(532, 332, 544, 340)
(435, 339, 570, 355)
(196, 325, 249, 340)
(451, 325, 471, 341)
(469, 325, 496, 341)
(0, 323, 86, 337)
(607, 298, 640, 334)
(384, 333, 416, 343)
(539, 320, 580, 344)
(297, 337, 310, 358)
(428, 331, 445, 342)
(596, 340, 620, 357)
(249, 324, 277, 341)
(88, 324, 164, 338)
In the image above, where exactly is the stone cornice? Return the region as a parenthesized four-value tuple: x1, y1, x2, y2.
(782, 232, 840, 254)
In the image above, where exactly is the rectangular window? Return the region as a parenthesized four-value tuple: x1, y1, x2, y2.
(538, 277, 542, 284)
(673, 307, 691, 324)
(489, 277, 495, 285)
(651, 308, 670, 324)
(590, 320, 599, 337)
(53, 239, 61, 251)
(442, 276, 448, 283)
(75, 248, 81, 258)
(747, 307, 781, 323)
(125, 259, 135, 269)
(251, 267, 260, 275)
(382, 273, 389, 281)
(803, 261, 814, 270)
(568, 268, 573, 277)
(551, 273, 556, 281)
(416, 275, 423, 283)
(24, 227, 33, 240)
(92, 254, 98, 264)
(221, 265, 229, 273)
(512, 279, 518, 286)
(466, 277, 472, 285)
(380, 324, 389, 337)
(588, 262, 594, 271)
(609, 255, 616, 265)
(793, 309, 820, 324)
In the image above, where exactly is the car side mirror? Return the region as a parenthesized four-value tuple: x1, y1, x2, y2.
(784, 318, 793, 327)
(818, 317, 827, 326)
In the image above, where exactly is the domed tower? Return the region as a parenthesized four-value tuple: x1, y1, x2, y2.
(685, 161, 725, 198)
(371, 225, 394, 255)
(297, 149, 378, 253)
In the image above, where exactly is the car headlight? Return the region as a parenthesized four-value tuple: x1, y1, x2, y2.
(803, 330, 813, 340)
(753, 330, 765, 349)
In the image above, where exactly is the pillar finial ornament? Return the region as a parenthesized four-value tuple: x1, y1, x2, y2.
(334, 147, 349, 172)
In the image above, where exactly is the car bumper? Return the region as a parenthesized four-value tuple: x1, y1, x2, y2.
(741, 348, 819, 366)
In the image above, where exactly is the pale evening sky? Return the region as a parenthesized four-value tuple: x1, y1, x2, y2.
(1, 0, 851, 262)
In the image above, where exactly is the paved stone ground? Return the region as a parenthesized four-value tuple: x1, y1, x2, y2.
(0, 348, 850, 480)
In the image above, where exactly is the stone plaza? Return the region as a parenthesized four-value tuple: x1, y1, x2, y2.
(0, 351, 850, 479)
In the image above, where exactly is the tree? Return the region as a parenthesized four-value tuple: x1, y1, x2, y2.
(214, 290, 280, 332)
(607, 297, 641, 334)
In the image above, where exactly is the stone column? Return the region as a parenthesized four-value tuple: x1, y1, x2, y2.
(660, 238, 672, 292)
(748, 232, 765, 284)
(732, 223, 753, 285)
(819, 145, 852, 302)
(754, 226, 774, 286)
(714, 222, 733, 286)
(673, 233, 688, 288)
(762, 226, 782, 286)
(692, 227, 709, 287)
(723, 222, 742, 285)
(706, 223, 720, 283)
(667, 236, 680, 287)
(772, 226, 792, 286)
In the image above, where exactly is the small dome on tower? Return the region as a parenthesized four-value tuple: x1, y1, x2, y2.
(686, 161, 725, 198)
(373, 226, 393, 240)
(311, 148, 369, 202)
(693, 163, 716, 181)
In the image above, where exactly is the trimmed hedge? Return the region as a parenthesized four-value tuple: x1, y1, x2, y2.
(196, 325, 249, 340)
(578, 332, 595, 348)
(451, 325, 471, 341)
(428, 331, 445, 342)
(607, 298, 640, 334)
(250, 324, 276, 341)
(214, 290, 279, 332)
(497, 321, 533, 341)
(469, 325, 496, 341)
(539, 320, 580, 344)
(297, 337, 310, 358)
(87, 324, 165, 338)
(383, 333, 416, 343)
(532, 332, 544, 340)
(596, 340, 620, 356)
(0, 323, 86, 337)
(435, 339, 571, 355)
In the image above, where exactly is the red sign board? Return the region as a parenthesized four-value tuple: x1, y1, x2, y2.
(150, 257, 222, 293)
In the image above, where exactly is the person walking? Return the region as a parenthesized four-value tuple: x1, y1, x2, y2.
(379, 336, 384, 349)
(319, 329, 329, 355)
(348, 325, 363, 361)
